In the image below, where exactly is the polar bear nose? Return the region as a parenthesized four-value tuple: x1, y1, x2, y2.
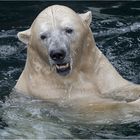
(50, 49, 66, 62)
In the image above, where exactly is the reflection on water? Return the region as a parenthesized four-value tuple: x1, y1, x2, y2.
(0, 1, 140, 139)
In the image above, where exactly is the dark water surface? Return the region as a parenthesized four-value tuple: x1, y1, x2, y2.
(0, 1, 140, 139)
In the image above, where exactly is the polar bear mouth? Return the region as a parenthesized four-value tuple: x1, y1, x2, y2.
(55, 63, 71, 76)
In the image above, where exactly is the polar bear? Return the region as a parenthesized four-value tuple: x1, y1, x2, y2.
(15, 5, 140, 107)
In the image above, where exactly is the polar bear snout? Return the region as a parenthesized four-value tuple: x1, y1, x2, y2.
(49, 49, 66, 62)
(49, 48, 72, 76)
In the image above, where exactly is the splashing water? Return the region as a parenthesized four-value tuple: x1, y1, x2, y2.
(0, 1, 140, 139)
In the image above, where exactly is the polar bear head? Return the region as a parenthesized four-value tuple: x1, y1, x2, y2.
(18, 5, 92, 76)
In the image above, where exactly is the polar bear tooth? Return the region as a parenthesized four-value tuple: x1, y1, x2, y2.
(60, 64, 68, 69)
(66, 63, 69, 67)
(64, 63, 69, 68)
(56, 65, 60, 69)
(56, 63, 69, 69)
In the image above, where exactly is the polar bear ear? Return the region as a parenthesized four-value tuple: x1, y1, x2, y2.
(17, 29, 31, 45)
(79, 11, 92, 26)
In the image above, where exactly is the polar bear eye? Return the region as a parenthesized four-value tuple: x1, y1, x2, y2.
(40, 34, 46, 40)
(64, 28, 73, 34)
(40, 32, 49, 40)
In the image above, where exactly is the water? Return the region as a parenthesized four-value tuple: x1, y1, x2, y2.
(0, 1, 140, 139)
